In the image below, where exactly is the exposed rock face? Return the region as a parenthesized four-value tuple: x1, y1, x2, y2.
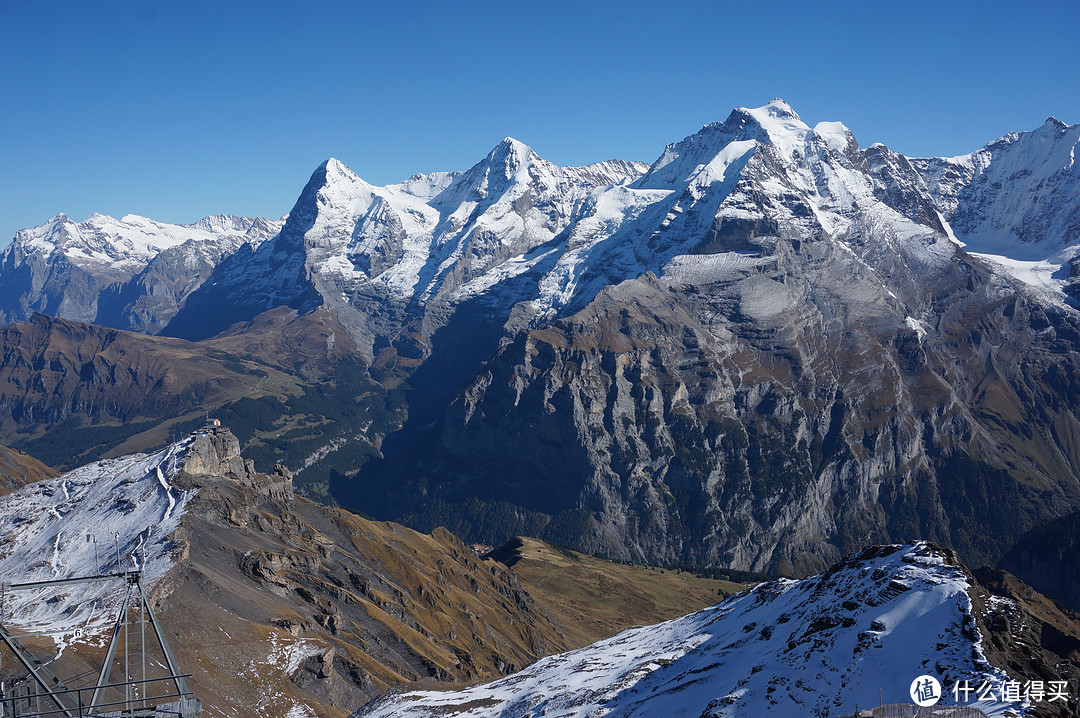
(177, 427, 293, 500)
(364, 262, 1080, 574)
(349, 104, 1080, 576)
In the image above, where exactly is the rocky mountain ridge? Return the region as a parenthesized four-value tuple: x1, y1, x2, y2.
(354, 542, 1080, 718)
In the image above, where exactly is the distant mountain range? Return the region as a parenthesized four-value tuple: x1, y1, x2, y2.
(0, 213, 282, 333)
(2, 99, 1079, 583)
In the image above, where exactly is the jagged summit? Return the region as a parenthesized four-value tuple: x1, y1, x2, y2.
(489, 135, 534, 161)
(743, 96, 802, 121)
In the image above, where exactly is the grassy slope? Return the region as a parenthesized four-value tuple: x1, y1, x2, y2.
(499, 537, 752, 648)
(0, 444, 57, 496)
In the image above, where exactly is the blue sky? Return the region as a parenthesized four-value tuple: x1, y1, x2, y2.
(2, 0, 1078, 243)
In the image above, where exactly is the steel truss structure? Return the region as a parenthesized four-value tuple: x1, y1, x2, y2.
(0, 570, 199, 717)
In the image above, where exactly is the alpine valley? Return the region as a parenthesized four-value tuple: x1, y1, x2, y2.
(2, 100, 1080, 599)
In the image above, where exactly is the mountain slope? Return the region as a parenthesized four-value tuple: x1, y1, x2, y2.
(487, 537, 750, 649)
(0, 434, 200, 635)
(0, 443, 56, 496)
(0, 429, 577, 717)
(0, 314, 299, 468)
(354, 543, 1080, 718)
(998, 510, 1080, 613)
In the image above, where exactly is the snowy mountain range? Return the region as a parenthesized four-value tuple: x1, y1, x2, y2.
(0, 212, 282, 333)
(2, 100, 1080, 582)
(154, 98, 1080, 350)
(7, 101, 1077, 343)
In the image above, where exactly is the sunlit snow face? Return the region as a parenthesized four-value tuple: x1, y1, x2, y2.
(0, 436, 197, 644)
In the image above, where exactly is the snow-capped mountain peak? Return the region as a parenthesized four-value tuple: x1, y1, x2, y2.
(737, 96, 805, 129)
(814, 120, 859, 155)
(734, 98, 814, 158)
(636, 100, 825, 192)
(70, 101, 1080, 345)
(488, 136, 535, 177)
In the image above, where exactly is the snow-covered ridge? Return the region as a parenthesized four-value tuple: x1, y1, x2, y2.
(6, 212, 282, 276)
(275, 97, 953, 321)
(910, 116, 1080, 299)
(354, 543, 1020, 718)
(0, 435, 199, 642)
(265, 143, 651, 307)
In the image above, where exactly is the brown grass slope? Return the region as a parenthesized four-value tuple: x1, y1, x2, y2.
(490, 536, 749, 648)
(0, 443, 56, 496)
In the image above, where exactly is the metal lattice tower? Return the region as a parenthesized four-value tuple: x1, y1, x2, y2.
(0, 570, 200, 718)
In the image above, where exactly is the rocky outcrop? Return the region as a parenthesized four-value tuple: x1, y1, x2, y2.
(158, 429, 572, 717)
(177, 427, 293, 500)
